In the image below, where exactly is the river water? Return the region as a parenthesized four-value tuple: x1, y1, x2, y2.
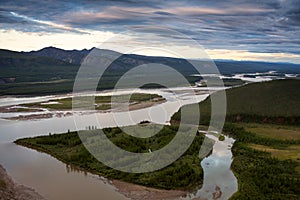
(0, 86, 237, 200)
(195, 134, 237, 200)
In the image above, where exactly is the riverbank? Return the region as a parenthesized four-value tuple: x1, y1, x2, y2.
(112, 180, 188, 200)
(0, 164, 45, 200)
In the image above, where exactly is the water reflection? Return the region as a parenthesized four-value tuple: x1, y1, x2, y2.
(0, 143, 128, 200)
(188, 134, 238, 200)
(66, 164, 88, 177)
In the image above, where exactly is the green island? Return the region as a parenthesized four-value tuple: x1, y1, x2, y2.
(16, 124, 204, 190)
(19, 93, 165, 111)
(15, 79, 300, 199)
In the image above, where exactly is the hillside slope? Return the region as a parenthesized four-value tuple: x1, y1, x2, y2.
(172, 79, 300, 125)
(225, 79, 300, 117)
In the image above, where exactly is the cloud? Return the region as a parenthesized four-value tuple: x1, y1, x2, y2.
(9, 11, 88, 34)
(207, 49, 300, 63)
(0, 29, 116, 51)
(0, 0, 299, 63)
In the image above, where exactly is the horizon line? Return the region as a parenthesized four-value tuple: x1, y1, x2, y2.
(1, 46, 300, 65)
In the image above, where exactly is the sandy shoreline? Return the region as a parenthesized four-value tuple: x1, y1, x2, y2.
(112, 180, 188, 200)
(0, 164, 45, 200)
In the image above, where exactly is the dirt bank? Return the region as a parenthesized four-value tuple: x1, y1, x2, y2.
(0, 165, 45, 200)
(113, 180, 188, 200)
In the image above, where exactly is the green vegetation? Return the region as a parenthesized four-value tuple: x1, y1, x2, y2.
(0, 76, 200, 96)
(12, 107, 41, 112)
(0, 79, 75, 96)
(171, 79, 300, 199)
(248, 144, 300, 165)
(230, 144, 300, 199)
(223, 123, 300, 148)
(218, 135, 225, 141)
(21, 93, 164, 111)
(172, 79, 300, 126)
(226, 124, 300, 199)
(236, 123, 300, 140)
(224, 79, 300, 125)
(218, 123, 300, 199)
(224, 79, 300, 117)
(15, 124, 204, 190)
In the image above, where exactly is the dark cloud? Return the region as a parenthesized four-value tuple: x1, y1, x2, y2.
(153, 11, 174, 16)
(0, 0, 299, 56)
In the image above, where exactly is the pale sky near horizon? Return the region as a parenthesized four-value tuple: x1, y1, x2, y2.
(0, 0, 300, 63)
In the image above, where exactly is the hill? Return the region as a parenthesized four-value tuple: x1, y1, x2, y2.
(172, 79, 300, 125)
(224, 79, 300, 117)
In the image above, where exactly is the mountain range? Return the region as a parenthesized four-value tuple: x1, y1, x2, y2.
(0, 47, 299, 95)
(1, 47, 300, 74)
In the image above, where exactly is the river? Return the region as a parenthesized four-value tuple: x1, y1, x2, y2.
(187, 133, 238, 200)
(0, 86, 237, 200)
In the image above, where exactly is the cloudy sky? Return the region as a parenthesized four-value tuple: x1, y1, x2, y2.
(0, 0, 300, 63)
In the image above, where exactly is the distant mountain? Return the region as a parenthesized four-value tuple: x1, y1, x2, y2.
(0, 47, 300, 95)
(214, 60, 300, 74)
(1, 46, 299, 74)
(28, 47, 91, 65)
(0, 48, 71, 67)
